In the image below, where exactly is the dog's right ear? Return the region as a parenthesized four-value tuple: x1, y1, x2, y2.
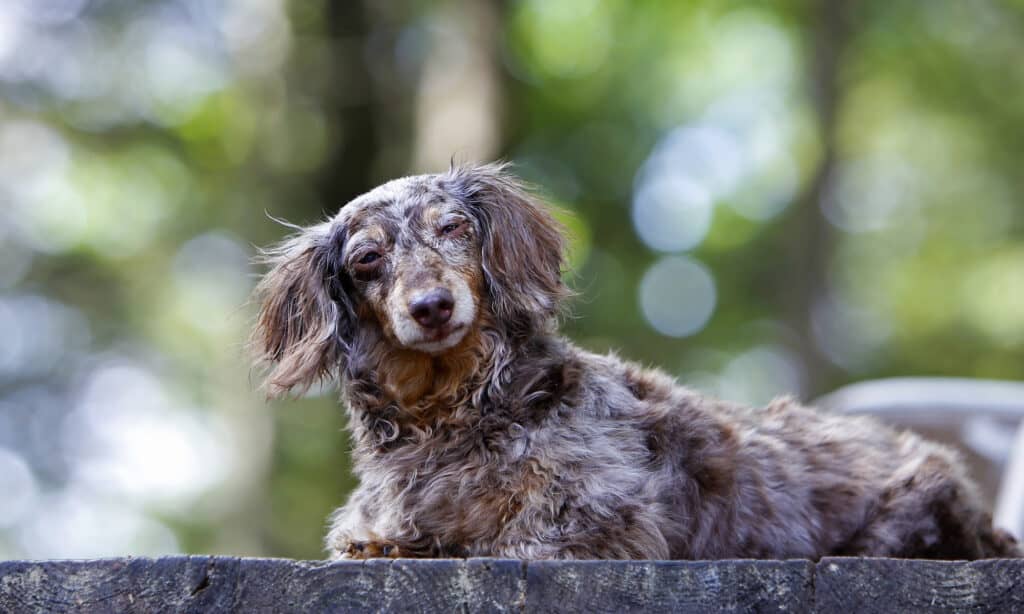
(250, 223, 354, 398)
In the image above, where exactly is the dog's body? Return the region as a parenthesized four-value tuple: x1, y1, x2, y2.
(253, 163, 1019, 560)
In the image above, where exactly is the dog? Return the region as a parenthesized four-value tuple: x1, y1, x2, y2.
(251, 162, 1020, 560)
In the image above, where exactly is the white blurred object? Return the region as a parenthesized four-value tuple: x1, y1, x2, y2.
(995, 423, 1024, 544)
(639, 255, 716, 338)
(0, 447, 37, 528)
(62, 363, 235, 509)
(817, 377, 1024, 542)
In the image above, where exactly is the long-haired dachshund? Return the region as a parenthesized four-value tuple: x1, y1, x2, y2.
(251, 162, 1019, 560)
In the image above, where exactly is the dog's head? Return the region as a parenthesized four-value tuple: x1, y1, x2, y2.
(251, 163, 568, 397)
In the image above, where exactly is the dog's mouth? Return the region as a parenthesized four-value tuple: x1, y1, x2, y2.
(408, 322, 469, 354)
(429, 322, 464, 340)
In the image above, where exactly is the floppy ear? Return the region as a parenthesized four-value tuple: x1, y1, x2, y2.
(444, 162, 569, 333)
(250, 223, 355, 397)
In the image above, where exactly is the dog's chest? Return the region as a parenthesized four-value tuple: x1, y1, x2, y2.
(392, 420, 545, 542)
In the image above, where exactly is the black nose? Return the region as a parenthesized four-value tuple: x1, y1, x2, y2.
(409, 288, 455, 329)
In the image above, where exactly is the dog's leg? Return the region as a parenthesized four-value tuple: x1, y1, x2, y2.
(326, 520, 411, 560)
(325, 493, 448, 560)
(980, 526, 1023, 558)
(338, 539, 403, 560)
(491, 504, 671, 560)
(324, 492, 407, 560)
(838, 447, 1019, 559)
(325, 516, 402, 561)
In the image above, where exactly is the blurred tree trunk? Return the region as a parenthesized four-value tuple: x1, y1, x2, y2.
(787, 0, 850, 396)
(410, 0, 502, 172)
(318, 1, 378, 210)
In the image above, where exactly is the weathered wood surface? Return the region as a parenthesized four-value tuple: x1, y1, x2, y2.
(524, 559, 813, 613)
(0, 556, 1021, 613)
(816, 558, 1024, 613)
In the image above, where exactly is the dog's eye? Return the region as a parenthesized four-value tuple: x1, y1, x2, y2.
(440, 221, 466, 237)
(354, 251, 382, 272)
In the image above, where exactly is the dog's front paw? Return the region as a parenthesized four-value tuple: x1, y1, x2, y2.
(340, 540, 402, 559)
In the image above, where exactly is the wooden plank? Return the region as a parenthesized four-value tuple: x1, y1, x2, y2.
(524, 559, 814, 613)
(815, 557, 1024, 613)
(5, 556, 1023, 613)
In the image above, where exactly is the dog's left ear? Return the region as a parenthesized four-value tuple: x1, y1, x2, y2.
(444, 162, 569, 333)
(250, 223, 355, 397)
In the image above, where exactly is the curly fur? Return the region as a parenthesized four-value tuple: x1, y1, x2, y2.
(252, 162, 1020, 560)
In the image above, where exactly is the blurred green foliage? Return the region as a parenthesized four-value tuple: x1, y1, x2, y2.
(0, 0, 1022, 559)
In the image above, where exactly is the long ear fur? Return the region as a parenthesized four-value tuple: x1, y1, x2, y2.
(250, 223, 354, 397)
(444, 162, 569, 335)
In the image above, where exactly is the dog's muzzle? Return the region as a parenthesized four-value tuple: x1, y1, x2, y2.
(408, 288, 455, 329)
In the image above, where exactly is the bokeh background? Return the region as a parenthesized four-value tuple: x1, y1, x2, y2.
(1, 0, 1023, 559)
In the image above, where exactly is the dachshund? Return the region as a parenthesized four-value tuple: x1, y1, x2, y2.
(251, 162, 1020, 560)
